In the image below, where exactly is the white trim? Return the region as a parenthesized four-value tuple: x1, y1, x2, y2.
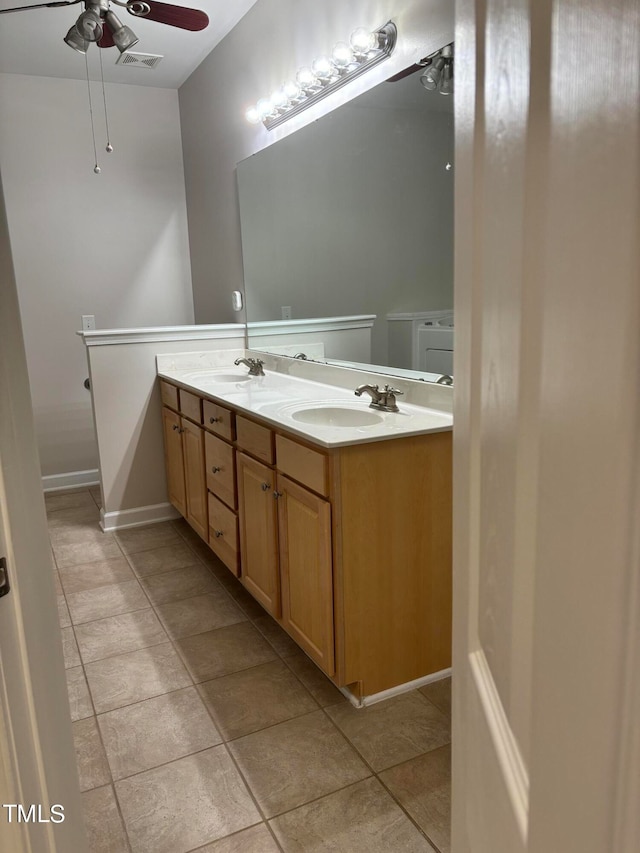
(469, 649, 529, 843)
(247, 315, 376, 337)
(100, 502, 180, 532)
(340, 667, 452, 708)
(386, 310, 453, 321)
(77, 323, 245, 347)
(41, 469, 100, 492)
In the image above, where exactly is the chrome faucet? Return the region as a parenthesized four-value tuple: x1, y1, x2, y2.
(234, 357, 265, 376)
(354, 383, 403, 413)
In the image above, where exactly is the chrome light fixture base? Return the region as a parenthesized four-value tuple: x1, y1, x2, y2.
(259, 21, 397, 131)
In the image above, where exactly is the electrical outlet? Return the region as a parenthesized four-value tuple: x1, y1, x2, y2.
(81, 315, 96, 331)
(281, 306, 292, 320)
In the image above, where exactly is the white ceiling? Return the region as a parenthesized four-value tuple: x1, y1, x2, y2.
(0, 0, 258, 88)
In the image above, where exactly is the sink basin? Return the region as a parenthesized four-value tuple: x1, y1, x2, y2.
(181, 371, 251, 384)
(291, 406, 383, 427)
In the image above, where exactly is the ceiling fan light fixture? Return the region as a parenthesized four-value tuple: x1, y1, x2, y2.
(64, 24, 90, 54)
(105, 11, 139, 53)
(75, 7, 103, 42)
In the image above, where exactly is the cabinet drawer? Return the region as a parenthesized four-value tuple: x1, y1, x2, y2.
(205, 432, 236, 509)
(203, 399, 235, 441)
(236, 416, 274, 464)
(160, 380, 179, 411)
(179, 389, 202, 424)
(276, 435, 329, 497)
(208, 493, 239, 576)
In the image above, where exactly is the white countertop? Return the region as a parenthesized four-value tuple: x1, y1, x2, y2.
(157, 365, 453, 449)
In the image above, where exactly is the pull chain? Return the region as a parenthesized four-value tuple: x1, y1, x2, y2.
(84, 51, 100, 174)
(98, 46, 113, 154)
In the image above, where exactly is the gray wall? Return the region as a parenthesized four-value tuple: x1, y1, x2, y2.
(0, 74, 193, 478)
(179, 0, 454, 324)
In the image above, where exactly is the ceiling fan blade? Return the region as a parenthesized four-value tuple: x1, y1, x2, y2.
(386, 62, 427, 83)
(130, 1, 208, 31)
(97, 26, 115, 48)
(0, 0, 80, 14)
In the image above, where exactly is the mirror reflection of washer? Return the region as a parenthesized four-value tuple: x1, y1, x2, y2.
(418, 313, 454, 375)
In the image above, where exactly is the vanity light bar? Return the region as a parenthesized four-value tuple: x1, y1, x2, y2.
(246, 21, 397, 131)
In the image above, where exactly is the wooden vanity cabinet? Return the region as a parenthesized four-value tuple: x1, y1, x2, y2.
(160, 378, 452, 698)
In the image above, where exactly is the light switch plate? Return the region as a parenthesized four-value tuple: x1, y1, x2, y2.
(81, 315, 96, 331)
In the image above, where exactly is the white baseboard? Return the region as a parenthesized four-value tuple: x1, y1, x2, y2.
(340, 667, 452, 708)
(42, 469, 100, 492)
(100, 502, 180, 532)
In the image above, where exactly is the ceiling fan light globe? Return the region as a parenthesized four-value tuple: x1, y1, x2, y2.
(75, 8, 103, 42)
(63, 24, 89, 54)
(112, 24, 139, 52)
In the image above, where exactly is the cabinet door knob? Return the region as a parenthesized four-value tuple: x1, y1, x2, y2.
(211, 466, 221, 474)
(209, 416, 221, 424)
(213, 529, 223, 538)
(273, 490, 283, 499)
(172, 424, 179, 431)
(261, 482, 270, 491)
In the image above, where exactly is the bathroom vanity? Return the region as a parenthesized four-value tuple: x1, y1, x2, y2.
(158, 359, 452, 702)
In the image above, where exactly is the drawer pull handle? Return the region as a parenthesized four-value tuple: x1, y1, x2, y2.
(261, 482, 270, 491)
(211, 466, 221, 474)
(209, 416, 221, 424)
(213, 529, 223, 538)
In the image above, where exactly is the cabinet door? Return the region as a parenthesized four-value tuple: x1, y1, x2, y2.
(277, 474, 334, 676)
(181, 418, 207, 541)
(162, 406, 186, 516)
(236, 452, 280, 617)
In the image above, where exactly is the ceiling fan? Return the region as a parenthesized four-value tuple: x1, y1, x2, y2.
(0, 0, 209, 54)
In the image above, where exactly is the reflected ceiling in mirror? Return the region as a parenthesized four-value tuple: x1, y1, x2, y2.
(237, 60, 454, 379)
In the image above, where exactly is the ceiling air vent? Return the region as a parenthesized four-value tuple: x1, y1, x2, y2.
(115, 52, 163, 69)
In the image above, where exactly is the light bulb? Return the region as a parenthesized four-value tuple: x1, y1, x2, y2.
(439, 61, 453, 95)
(283, 80, 302, 102)
(312, 56, 334, 82)
(245, 105, 261, 124)
(332, 41, 353, 70)
(420, 57, 445, 91)
(296, 66, 320, 91)
(270, 88, 288, 110)
(257, 98, 275, 119)
(350, 27, 377, 55)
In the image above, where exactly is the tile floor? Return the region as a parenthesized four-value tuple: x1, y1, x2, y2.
(48, 486, 452, 853)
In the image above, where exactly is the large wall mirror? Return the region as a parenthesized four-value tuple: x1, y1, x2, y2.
(237, 50, 454, 379)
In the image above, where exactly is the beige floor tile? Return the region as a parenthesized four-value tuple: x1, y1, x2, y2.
(98, 687, 222, 780)
(195, 824, 279, 852)
(59, 557, 135, 594)
(177, 622, 278, 683)
(284, 652, 347, 708)
(57, 594, 71, 628)
(61, 626, 81, 668)
(82, 785, 130, 853)
(66, 666, 94, 721)
(140, 564, 220, 605)
(66, 579, 149, 625)
(253, 615, 299, 657)
(89, 484, 102, 505)
(199, 659, 317, 740)
(46, 490, 96, 514)
(53, 536, 123, 568)
(47, 504, 100, 528)
(115, 522, 182, 554)
(53, 570, 63, 595)
(115, 746, 260, 853)
(156, 592, 246, 640)
(126, 542, 201, 577)
(229, 709, 370, 818)
(326, 692, 450, 772)
(73, 717, 111, 792)
(85, 642, 191, 714)
(75, 608, 167, 663)
(223, 582, 269, 620)
(380, 744, 451, 853)
(271, 777, 436, 852)
(419, 677, 452, 717)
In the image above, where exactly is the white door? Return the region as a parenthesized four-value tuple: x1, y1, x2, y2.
(0, 171, 88, 852)
(452, 1, 640, 851)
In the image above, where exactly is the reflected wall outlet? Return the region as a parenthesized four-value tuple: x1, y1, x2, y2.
(81, 315, 96, 331)
(281, 306, 292, 320)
